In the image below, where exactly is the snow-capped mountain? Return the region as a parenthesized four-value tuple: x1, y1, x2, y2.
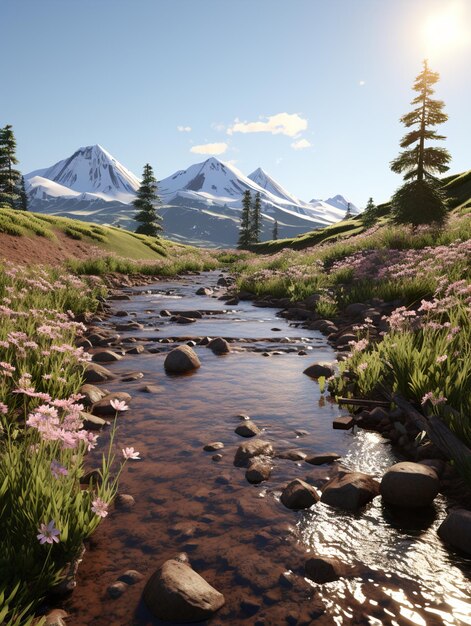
(25, 146, 358, 247)
(310, 194, 360, 215)
(28, 145, 140, 203)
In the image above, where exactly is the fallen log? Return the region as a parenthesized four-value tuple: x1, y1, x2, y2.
(337, 397, 390, 408)
(391, 393, 471, 469)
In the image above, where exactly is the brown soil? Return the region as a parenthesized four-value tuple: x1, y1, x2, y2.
(0, 231, 101, 265)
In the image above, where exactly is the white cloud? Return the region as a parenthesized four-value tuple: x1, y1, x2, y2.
(177, 125, 192, 132)
(227, 112, 308, 137)
(211, 122, 226, 132)
(291, 138, 312, 150)
(359, 80, 366, 86)
(190, 142, 228, 155)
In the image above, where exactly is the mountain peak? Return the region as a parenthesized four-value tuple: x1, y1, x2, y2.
(27, 144, 140, 198)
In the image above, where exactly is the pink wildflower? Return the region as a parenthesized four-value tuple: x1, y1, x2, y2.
(122, 447, 140, 460)
(91, 498, 109, 518)
(110, 399, 129, 412)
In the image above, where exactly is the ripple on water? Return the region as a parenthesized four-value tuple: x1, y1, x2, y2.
(298, 430, 471, 625)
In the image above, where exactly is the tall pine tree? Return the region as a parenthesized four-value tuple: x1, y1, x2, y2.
(17, 175, 28, 211)
(238, 190, 252, 248)
(361, 197, 377, 228)
(133, 163, 162, 237)
(0, 125, 21, 208)
(390, 59, 450, 226)
(272, 219, 279, 240)
(251, 191, 262, 243)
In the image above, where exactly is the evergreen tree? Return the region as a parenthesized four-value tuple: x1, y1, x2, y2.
(272, 219, 279, 240)
(390, 59, 450, 226)
(343, 202, 352, 220)
(16, 175, 28, 211)
(238, 190, 252, 248)
(133, 163, 162, 237)
(0, 125, 21, 208)
(361, 197, 377, 228)
(250, 191, 262, 243)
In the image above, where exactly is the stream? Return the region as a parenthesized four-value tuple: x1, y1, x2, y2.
(66, 271, 471, 626)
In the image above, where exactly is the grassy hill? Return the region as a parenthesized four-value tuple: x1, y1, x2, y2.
(251, 169, 471, 254)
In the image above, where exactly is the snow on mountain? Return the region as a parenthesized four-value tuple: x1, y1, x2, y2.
(26, 145, 140, 204)
(310, 194, 360, 215)
(25, 146, 358, 246)
(248, 167, 303, 206)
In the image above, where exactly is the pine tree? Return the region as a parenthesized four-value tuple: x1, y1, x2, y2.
(238, 190, 252, 248)
(390, 59, 450, 226)
(343, 202, 352, 220)
(251, 191, 262, 243)
(361, 197, 377, 228)
(272, 219, 279, 240)
(133, 163, 162, 237)
(0, 125, 21, 208)
(16, 175, 28, 211)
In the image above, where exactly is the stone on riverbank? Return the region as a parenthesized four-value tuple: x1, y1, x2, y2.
(235, 421, 261, 438)
(380, 462, 439, 508)
(84, 363, 115, 383)
(303, 363, 334, 378)
(203, 442, 224, 451)
(164, 346, 201, 373)
(196, 287, 213, 296)
(92, 349, 122, 363)
(333, 416, 354, 430)
(92, 392, 132, 416)
(80, 411, 108, 430)
(304, 556, 351, 584)
(80, 384, 107, 406)
(280, 479, 319, 510)
(321, 471, 379, 511)
(143, 559, 225, 623)
(438, 509, 471, 556)
(234, 439, 274, 467)
(207, 337, 231, 354)
(305, 452, 341, 465)
(246, 459, 272, 484)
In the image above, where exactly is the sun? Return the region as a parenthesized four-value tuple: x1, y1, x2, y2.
(422, 2, 470, 58)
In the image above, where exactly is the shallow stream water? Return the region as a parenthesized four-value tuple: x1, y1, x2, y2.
(65, 271, 471, 626)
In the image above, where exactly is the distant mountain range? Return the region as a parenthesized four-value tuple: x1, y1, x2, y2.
(25, 144, 359, 247)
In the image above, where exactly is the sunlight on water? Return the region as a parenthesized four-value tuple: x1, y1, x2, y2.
(297, 426, 471, 624)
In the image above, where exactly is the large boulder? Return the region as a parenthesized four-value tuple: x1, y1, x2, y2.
(303, 363, 334, 378)
(234, 439, 274, 467)
(438, 509, 471, 556)
(207, 337, 230, 354)
(143, 559, 225, 623)
(321, 471, 379, 511)
(164, 346, 201, 373)
(280, 479, 319, 510)
(380, 462, 439, 508)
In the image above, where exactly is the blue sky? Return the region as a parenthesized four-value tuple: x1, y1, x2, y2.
(1, 0, 470, 207)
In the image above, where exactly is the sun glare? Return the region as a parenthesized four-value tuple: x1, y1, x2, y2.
(422, 2, 470, 58)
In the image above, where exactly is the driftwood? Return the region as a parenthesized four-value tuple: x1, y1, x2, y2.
(337, 397, 389, 408)
(391, 393, 471, 468)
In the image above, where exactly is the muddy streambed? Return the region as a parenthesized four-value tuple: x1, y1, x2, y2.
(66, 272, 471, 626)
